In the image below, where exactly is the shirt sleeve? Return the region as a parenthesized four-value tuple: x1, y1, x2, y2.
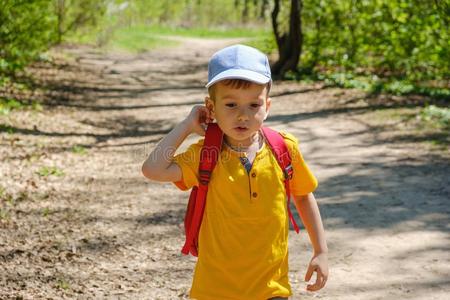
(171, 138, 204, 191)
(281, 132, 318, 196)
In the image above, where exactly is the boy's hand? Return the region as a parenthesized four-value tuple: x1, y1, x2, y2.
(305, 252, 328, 292)
(185, 104, 213, 136)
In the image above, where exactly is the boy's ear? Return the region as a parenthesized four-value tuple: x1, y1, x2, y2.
(264, 97, 271, 120)
(205, 96, 215, 118)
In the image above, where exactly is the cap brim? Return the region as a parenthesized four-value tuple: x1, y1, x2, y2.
(205, 69, 271, 88)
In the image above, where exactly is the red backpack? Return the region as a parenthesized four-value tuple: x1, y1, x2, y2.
(181, 123, 300, 256)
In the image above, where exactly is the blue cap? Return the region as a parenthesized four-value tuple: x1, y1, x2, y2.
(206, 44, 272, 88)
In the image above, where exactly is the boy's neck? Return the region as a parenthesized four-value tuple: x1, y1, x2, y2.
(224, 131, 262, 152)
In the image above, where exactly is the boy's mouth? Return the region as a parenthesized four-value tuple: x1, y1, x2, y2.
(234, 126, 248, 132)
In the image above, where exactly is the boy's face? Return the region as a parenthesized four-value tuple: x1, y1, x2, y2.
(205, 81, 271, 147)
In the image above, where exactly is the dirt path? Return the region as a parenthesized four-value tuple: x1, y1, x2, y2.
(1, 37, 449, 299)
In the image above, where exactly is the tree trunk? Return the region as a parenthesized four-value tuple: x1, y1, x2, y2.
(242, 0, 249, 24)
(55, 0, 65, 44)
(260, 0, 269, 20)
(271, 0, 303, 79)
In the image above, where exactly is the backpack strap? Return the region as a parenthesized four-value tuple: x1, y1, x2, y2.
(261, 127, 300, 234)
(181, 123, 223, 255)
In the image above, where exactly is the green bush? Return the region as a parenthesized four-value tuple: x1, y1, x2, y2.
(0, 0, 56, 74)
(301, 0, 450, 82)
(421, 105, 450, 128)
(0, 1, 108, 74)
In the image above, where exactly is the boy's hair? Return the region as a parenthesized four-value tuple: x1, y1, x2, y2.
(208, 79, 271, 101)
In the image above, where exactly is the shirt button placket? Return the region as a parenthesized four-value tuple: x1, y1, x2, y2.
(250, 171, 258, 200)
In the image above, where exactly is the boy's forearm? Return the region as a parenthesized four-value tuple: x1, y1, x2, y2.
(142, 119, 191, 174)
(293, 193, 328, 254)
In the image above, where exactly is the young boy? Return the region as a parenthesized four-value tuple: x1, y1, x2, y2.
(142, 44, 328, 300)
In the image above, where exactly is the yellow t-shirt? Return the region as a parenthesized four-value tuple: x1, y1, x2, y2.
(173, 132, 318, 300)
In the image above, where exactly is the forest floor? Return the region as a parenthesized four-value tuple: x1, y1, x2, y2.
(0, 37, 449, 299)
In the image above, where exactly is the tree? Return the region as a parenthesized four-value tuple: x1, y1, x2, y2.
(271, 0, 303, 78)
(260, 0, 269, 20)
(53, 0, 107, 44)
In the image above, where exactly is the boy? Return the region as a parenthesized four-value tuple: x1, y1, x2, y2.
(142, 44, 328, 300)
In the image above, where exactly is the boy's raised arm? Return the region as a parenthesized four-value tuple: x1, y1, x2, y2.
(142, 105, 212, 182)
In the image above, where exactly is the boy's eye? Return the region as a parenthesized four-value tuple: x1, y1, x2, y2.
(251, 103, 261, 108)
(225, 103, 236, 108)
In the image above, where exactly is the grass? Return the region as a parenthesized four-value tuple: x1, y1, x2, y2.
(1, 76, 44, 115)
(369, 106, 449, 149)
(420, 105, 450, 128)
(0, 187, 16, 207)
(108, 26, 178, 53)
(0, 97, 43, 115)
(0, 208, 10, 221)
(71, 145, 87, 155)
(0, 97, 36, 114)
(284, 71, 450, 101)
(108, 25, 270, 53)
(0, 98, 24, 115)
(289, 71, 449, 149)
(0, 186, 12, 222)
(68, 24, 270, 53)
(42, 207, 51, 217)
(0, 73, 43, 116)
(136, 25, 269, 38)
(36, 166, 65, 177)
(55, 278, 70, 290)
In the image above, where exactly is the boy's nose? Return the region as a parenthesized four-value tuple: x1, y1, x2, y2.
(237, 113, 249, 122)
(237, 108, 250, 121)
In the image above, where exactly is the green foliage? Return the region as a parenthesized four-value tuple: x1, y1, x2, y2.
(0, 187, 15, 207)
(246, 33, 277, 55)
(247, 0, 449, 95)
(300, 0, 450, 82)
(71, 145, 87, 154)
(55, 278, 70, 290)
(305, 71, 450, 99)
(118, 0, 267, 28)
(319, 72, 372, 90)
(53, 0, 107, 43)
(420, 105, 450, 128)
(0, 0, 108, 74)
(70, 0, 272, 47)
(36, 166, 65, 177)
(0, 98, 25, 115)
(1, 0, 448, 98)
(0, 95, 44, 115)
(42, 207, 51, 217)
(0, 0, 56, 74)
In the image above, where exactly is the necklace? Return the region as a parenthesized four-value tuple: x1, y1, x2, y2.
(223, 131, 263, 153)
